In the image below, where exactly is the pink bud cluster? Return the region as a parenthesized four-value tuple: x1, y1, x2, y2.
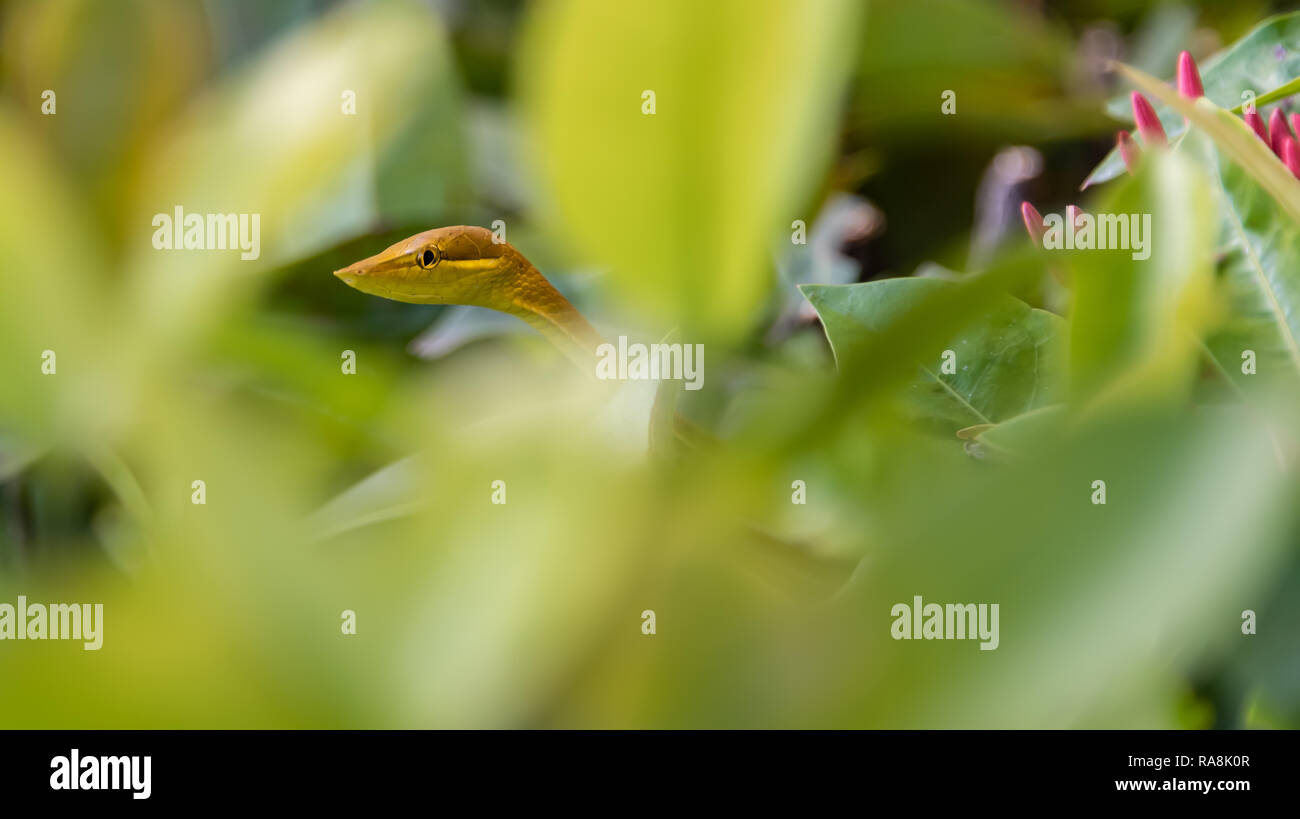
(1241, 98, 1300, 179)
(1022, 50, 1300, 244)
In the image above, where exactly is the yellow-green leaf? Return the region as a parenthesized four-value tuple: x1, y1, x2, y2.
(517, 0, 861, 342)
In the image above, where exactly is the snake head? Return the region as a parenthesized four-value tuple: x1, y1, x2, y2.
(333, 225, 510, 305)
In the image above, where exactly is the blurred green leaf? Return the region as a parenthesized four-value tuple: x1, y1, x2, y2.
(555, 410, 1293, 727)
(972, 404, 1067, 458)
(1066, 149, 1216, 408)
(0, 112, 111, 444)
(0, 0, 212, 231)
(517, 0, 861, 342)
(126, 0, 463, 344)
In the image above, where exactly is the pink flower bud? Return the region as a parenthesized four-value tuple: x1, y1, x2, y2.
(1291, 114, 1300, 144)
(1176, 51, 1204, 99)
(1131, 92, 1167, 147)
(1283, 137, 1300, 179)
(1269, 108, 1290, 156)
(1245, 108, 1269, 143)
(1117, 131, 1141, 174)
(1021, 201, 1045, 246)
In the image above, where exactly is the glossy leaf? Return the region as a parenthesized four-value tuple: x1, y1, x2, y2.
(801, 278, 1064, 429)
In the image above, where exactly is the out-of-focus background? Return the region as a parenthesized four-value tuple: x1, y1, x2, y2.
(0, 0, 1297, 727)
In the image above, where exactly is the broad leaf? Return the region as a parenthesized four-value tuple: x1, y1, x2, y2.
(801, 278, 1064, 429)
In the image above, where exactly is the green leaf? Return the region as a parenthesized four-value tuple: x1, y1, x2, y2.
(0, 113, 110, 440)
(800, 278, 1064, 429)
(969, 404, 1066, 458)
(1066, 149, 1217, 408)
(1198, 134, 1300, 409)
(851, 409, 1293, 728)
(517, 0, 861, 342)
(1083, 12, 1300, 189)
(558, 409, 1293, 728)
(307, 457, 426, 542)
(1104, 65, 1300, 419)
(127, 0, 463, 339)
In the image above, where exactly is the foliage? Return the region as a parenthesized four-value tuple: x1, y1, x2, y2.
(0, 0, 1297, 728)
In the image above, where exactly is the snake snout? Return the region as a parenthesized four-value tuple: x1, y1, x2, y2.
(333, 260, 367, 284)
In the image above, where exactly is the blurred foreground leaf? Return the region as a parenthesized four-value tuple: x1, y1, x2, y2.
(127, 0, 463, 345)
(553, 409, 1294, 727)
(1066, 149, 1216, 409)
(518, 0, 861, 342)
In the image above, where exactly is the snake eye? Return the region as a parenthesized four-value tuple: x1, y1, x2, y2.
(416, 247, 440, 269)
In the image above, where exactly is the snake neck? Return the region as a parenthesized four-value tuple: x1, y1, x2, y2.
(499, 254, 606, 369)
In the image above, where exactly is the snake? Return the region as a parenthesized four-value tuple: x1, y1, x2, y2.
(332, 225, 851, 587)
(334, 225, 604, 369)
(334, 224, 713, 449)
